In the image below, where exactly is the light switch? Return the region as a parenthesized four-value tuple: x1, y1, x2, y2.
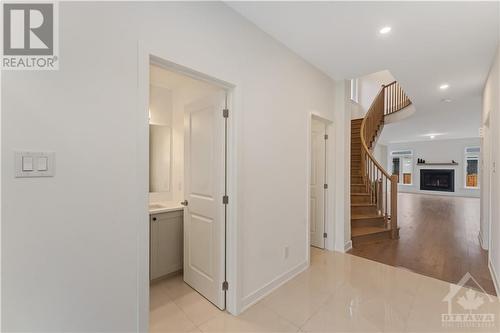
(15, 151, 55, 178)
(22, 156, 34, 171)
(37, 156, 48, 171)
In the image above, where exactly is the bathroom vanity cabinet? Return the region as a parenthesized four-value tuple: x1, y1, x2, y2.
(150, 209, 183, 280)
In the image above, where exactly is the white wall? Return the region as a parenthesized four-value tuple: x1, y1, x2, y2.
(387, 138, 481, 198)
(350, 70, 395, 119)
(373, 143, 388, 170)
(336, 81, 351, 251)
(359, 70, 395, 113)
(149, 84, 173, 126)
(482, 45, 500, 293)
(349, 99, 364, 120)
(1, 2, 343, 331)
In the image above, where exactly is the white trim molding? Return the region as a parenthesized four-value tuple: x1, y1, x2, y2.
(239, 261, 308, 313)
(478, 231, 488, 250)
(488, 259, 500, 296)
(344, 240, 353, 252)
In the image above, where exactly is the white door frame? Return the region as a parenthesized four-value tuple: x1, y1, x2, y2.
(306, 113, 334, 261)
(482, 116, 491, 251)
(137, 42, 239, 331)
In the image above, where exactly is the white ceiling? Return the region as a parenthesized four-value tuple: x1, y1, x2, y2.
(228, 1, 499, 143)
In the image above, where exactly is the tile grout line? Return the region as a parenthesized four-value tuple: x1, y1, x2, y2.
(257, 299, 302, 331)
(297, 291, 336, 331)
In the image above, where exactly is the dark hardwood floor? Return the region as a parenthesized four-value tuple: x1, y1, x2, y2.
(349, 192, 497, 295)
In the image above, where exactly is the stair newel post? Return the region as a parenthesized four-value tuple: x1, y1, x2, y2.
(390, 174, 399, 239)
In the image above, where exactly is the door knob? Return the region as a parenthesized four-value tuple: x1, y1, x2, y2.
(180, 200, 188, 206)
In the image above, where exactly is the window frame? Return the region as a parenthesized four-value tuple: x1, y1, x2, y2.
(464, 146, 480, 189)
(350, 78, 359, 103)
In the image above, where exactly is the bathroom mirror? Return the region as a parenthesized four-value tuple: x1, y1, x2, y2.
(149, 124, 172, 193)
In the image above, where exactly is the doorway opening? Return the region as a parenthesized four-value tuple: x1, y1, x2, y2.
(146, 60, 232, 330)
(309, 115, 332, 251)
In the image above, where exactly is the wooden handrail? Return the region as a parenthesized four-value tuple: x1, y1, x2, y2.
(359, 81, 411, 239)
(359, 89, 391, 179)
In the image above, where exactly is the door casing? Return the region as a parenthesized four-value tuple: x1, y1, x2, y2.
(310, 118, 327, 248)
(138, 41, 239, 331)
(306, 113, 334, 260)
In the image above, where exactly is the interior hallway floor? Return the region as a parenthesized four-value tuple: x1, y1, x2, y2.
(150, 247, 500, 332)
(349, 192, 497, 295)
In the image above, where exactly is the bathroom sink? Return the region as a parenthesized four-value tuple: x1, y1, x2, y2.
(149, 202, 184, 213)
(149, 203, 165, 210)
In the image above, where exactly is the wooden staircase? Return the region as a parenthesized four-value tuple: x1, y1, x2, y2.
(350, 81, 411, 246)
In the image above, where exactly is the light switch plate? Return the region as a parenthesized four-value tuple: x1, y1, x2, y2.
(22, 156, 34, 171)
(37, 156, 48, 171)
(15, 152, 55, 178)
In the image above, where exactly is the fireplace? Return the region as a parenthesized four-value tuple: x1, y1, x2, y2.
(420, 169, 455, 192)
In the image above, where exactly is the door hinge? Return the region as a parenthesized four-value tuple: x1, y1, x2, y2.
(324, 134, 328, 140)
(222, 281, 229, 291)
(324, 183, 328, 189)
(323, 232, 328, 238)
(223, 108, 229, 118)
(222, 195, 229, 205)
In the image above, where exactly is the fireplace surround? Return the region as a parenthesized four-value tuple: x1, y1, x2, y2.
(420, 169, 455, 192)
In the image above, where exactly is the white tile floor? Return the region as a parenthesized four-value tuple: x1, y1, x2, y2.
(150, 248, 500, 332)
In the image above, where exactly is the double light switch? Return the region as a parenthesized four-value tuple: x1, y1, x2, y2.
(15, 152, 55, 178)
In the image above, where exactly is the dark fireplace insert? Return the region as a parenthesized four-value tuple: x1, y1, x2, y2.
(420, 169, 455, 192)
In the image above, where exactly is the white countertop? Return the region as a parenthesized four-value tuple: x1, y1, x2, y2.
(149, 201, 184, 214)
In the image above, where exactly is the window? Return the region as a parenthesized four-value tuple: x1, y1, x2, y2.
(465, 147, 480, 188)
(391, 150, 413, 185)
(350, 79, 358, 103)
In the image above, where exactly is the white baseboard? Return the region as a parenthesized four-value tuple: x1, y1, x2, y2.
(478, 231, 488, 250)
(344, 240, 352, 252)
(239, 261, 308, 313)
(488, 259, 500, 296)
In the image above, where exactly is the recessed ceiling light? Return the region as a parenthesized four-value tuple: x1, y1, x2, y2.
(439, 84, 449, 90)
(422, 133, 445, 139)
(441, 98, 452, 103)
(379, 26, 392, 34)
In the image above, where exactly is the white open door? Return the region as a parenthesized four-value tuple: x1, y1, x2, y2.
(310, 119, 326, 248)
(183, 91, 226, 310)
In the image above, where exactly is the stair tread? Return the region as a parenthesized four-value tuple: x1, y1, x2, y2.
(351, 213, 384, 220)
(351, 226, 390, 237)
(351, 192, 370, 196)
(351, 203, 376, 207)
